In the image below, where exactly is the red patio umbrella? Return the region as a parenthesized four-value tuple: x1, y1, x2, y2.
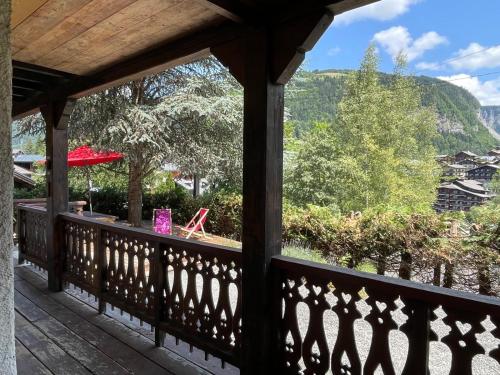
(67, 145, 123, 167)
(41, 146, 124, 215)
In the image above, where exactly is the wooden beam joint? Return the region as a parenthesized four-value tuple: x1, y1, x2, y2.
(212, 8, 334, 86)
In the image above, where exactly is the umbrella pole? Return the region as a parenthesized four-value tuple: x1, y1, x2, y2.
(86, 168, 93, 216)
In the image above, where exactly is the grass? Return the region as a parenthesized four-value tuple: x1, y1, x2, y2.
(282, 241, 327, 264)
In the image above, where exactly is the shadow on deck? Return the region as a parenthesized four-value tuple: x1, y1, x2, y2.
(14, 263, 238, 375)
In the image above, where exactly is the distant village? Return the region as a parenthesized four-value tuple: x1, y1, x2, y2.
(435, 148, 500, 212)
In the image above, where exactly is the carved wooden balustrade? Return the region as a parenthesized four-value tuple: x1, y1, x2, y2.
(59, 212, 242, 366)
(272, 255, 500, 375)
(17, 205, 500, 372)
(17, 205, 48, 268)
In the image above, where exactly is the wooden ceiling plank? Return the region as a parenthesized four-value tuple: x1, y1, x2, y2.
(11, 0, 50, 28)
(13, 0, 138, 63)
(58, 5, 222, 74)
(12, 0, 94, 53)
(32, 0, 187, 70)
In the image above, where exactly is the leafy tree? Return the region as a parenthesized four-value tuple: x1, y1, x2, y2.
(284, 122, 361, 210)
(17, 58, 243, 226)
(286, 46, 440, 213)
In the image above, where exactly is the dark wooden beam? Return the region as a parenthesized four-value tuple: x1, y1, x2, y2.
(272, 9, 334, 84)
(13, 60, 76, 79)
(211, 39, 246, 85)
(12, 78, 47, 92)
(214, 8, 334, 85)
(241, 30, 284, 374)
(41, 98, 75, 292)
(194, 0, 250, 23)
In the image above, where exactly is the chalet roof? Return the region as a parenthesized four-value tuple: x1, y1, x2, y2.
(11, 0, 379, 119)
(439, 179, 493, 198)
(468, 164, 500, 172)
(13, 154, 44, 163)
(446, 163, 468, 169)
(455, 150, 477, 157)
(13, 165, 36, 187)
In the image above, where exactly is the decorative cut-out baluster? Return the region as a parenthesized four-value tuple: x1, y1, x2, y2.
(440, 307, 486, 375)
(282, 276, 303, 373)
(330, 286, 363, 374)
(363, 290, 398, 375)
(301, 281, 330, 375)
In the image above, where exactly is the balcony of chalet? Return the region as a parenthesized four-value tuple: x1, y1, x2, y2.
(8, 0, 500, 374)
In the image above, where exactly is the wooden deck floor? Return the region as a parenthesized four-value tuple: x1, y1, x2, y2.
(14, 263, 238, 375)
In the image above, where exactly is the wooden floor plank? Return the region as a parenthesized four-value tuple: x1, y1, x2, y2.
(15, 338, 53, 375)
(15, 289, 132, 375)
(15, 312, 91, 375)
(15, 266, 209, 375)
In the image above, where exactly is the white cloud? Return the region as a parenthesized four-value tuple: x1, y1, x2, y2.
(448, 43, 500, 71)
(327, 47, 341, 56)
(373, 26, 447, 62)
(417, 42, 500, 72)
(415, 61, 443, 71)
(438, 74, 500, 106)
(335, 0, 421, 26)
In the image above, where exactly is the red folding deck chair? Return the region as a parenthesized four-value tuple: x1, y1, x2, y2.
(182, 208, 209, 239)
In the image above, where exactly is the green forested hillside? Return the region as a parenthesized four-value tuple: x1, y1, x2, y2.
(286, 70, 498, 154)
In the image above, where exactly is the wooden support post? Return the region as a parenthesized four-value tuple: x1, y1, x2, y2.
(241, 30, 284, 374)
(213, 10, 334, 373)
(41, 99, 75, 292)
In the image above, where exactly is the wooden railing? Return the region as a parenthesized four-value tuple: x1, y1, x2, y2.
(17, 205, 500, 372)
(59, 212, 242, 366)
(272, 255, 500, 375)
(17, 205, 47, 269)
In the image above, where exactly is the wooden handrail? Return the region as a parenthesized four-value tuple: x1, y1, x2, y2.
(59, 212, 242, 256)
(272, 255, 500, 315)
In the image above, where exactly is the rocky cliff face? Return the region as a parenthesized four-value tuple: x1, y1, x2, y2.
(480, 106, 500, 140)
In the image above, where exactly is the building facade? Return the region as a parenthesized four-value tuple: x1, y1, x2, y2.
(467, 164, 500, 182)
(435, 179, 495, 212)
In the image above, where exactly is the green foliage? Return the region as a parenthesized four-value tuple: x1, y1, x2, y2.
(283, 241, 327, 264)
(286, 47, 440, 213)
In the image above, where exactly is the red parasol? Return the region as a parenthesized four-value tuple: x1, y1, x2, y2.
(67, 145, 123, 167)
(40, 146, 124, 215)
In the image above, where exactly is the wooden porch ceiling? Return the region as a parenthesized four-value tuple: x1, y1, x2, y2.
(11, 0, 379, 118)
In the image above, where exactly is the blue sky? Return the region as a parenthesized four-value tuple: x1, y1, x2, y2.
(305, 0, 500, 105)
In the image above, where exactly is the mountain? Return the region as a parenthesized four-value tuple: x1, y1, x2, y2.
(286, 70, 499, 154)
(480, 106, 500, 140)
